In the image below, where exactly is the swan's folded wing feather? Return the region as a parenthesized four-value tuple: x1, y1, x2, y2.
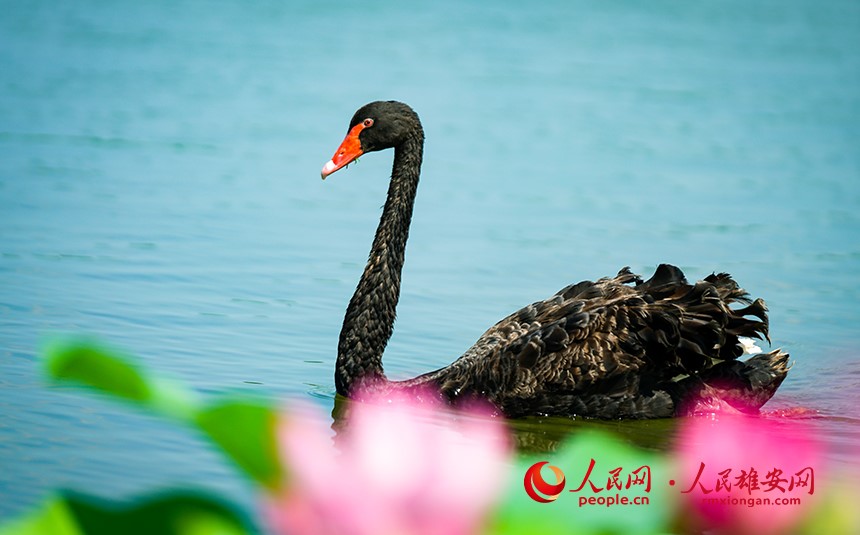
(431, 265, 772, 415)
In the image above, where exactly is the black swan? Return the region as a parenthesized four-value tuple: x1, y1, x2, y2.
(321, 100, 790, 418)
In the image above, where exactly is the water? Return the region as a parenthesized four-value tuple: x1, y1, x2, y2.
(1, 0, 858, 520)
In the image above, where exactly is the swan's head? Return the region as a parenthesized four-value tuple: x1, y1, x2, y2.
(321, 101, 421, 179)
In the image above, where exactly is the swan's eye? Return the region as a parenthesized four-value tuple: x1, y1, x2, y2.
(362, 118, 374, 128)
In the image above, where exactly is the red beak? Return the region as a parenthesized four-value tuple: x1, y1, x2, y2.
(321, 122, 366, 179)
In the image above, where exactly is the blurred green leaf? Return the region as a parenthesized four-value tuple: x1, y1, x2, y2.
(0, 495, 80, 535)
(0, 491, 253, 535)
(196, 399, 283, 490)
(44, 339, 153, 403)
(796, 479, 860, 535)
(41, 338, 283, 487)
(43, 338, 199, 421)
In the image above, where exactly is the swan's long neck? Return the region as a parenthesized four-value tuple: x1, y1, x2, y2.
(335, 130, 424, 395)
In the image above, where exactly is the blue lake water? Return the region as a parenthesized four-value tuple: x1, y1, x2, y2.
(1, 0, 859, 520)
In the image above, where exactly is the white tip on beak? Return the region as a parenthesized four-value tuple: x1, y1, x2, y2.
(321, 160, 337, 180)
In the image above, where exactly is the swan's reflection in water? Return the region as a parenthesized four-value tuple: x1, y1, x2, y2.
(330, 392, 678, 455)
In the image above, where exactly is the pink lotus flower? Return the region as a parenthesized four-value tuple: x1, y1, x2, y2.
(674, 413, 824, 535)
(266, 390, 511, 535)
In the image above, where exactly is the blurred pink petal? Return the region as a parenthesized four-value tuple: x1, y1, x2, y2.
(674, 413, 824, 535)
(266, 389, 511, 535)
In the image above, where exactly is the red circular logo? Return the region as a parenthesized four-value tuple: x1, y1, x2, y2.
(524, 461, 566, 503)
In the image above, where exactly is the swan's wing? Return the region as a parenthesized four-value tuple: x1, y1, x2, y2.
(432, 265, 770, 413)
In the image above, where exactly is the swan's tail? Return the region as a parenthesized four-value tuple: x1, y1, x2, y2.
(675, 349, 791, 415)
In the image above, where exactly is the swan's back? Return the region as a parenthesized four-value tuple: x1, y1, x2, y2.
(406, 264, 788, 418)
